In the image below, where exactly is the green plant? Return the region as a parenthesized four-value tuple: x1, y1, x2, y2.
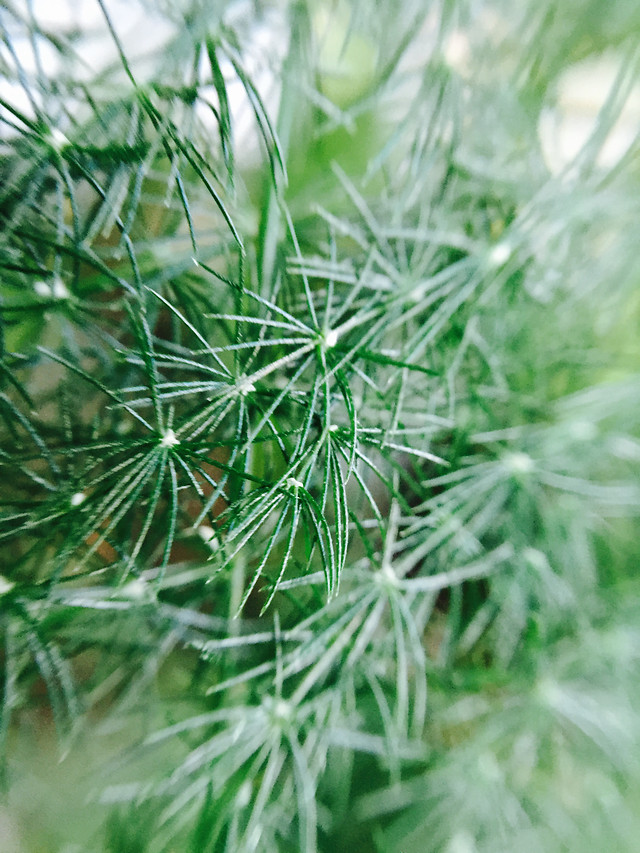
(1, 1, 640, 851)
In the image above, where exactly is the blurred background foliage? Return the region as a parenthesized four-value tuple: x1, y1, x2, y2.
(1, 0, 640, 851)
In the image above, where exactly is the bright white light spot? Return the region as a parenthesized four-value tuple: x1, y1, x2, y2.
(263, 695, 293, 726)
(0, 576, 15, 596)
(504, 451, 534, 474)
(119, 579, 149, 600)
(34, 277, 69, 299)
(377, 562, 400, 588)
(443, 30, 471, 74)
(49, 127, 69, 150)
(286, 477, 304, 491)
(160, 429, 180, 447)
(53, 278, 69, 299)
(445, 830, 478, 853)
(272, 699, 292, 723)
(488, 242, 511, 267)
(237, 378, 255, 396)
(523, 547, 550, 572)
(70, 492, 85, 507)
(237, 781, 252, 808)
(329, 424, 339, 432)
(197, 525, 219, 550)
(323, 328, 339, 348)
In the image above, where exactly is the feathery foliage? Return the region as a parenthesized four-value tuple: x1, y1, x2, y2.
(1, 0, 640, 850)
